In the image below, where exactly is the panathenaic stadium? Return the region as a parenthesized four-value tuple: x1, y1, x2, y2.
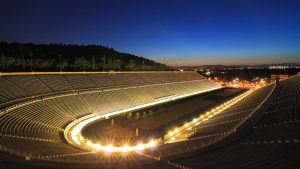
(0, 71, 299, 169)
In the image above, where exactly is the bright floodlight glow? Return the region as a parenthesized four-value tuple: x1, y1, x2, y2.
(104, 145, 113, 152)
(169, 131, 173, 136)
(79, 135, 84, 141)
(136, 143, 145, 150)
(149, 140, 156, 147)
(86, 140, 93, 147)
(121, 145, 130, 152)
(94, 144, 101, 150)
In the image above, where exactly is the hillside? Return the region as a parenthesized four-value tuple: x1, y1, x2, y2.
(0, 42, 169, 72)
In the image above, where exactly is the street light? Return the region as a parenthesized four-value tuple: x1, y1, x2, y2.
(102, 57, 105, 72)
(58, 54, 62, 71)
(30, 52, 33, 71)
(117, 59, 120, 71)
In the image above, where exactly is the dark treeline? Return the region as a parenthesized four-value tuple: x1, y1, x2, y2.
(0, 42, 169, 72)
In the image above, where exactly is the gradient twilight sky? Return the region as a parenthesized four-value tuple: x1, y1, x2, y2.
(1, 0, 300, 66)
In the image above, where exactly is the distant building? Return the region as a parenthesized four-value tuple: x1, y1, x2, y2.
(269, 65, 290, 69)
(270, 74, 289, 82)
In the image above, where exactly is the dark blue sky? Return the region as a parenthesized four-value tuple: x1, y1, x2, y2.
(1, 0, 300, 65)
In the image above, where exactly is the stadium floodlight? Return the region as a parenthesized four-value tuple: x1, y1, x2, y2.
(104, 145, 114, 152)
(94, 144, 101, 150)
(136, 143, 145, 150)
(169, 131, 173, 136)
(86, 140, 93, 147)
(79, 135, 84, 141)
(148, 140, 156, 147)
(121, 145, 130, 152)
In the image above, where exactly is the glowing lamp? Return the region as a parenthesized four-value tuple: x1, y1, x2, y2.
(149, 140, 156, 147)
(94, 144, 101, 150)
(136, 143, 145, 150)
(121, 145, 130, 152)
(104, 145, 113, 152)
(86, 141, 93, 147)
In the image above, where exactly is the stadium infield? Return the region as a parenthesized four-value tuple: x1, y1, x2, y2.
(82, 88, 246, 145)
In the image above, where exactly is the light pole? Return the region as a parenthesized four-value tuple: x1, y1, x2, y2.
(102, 57, 104, 72)
(1, 53, 4, 71)
(58, 54, 62, 71)
(92, 55, 95, 71)
(30, 52, 33, 71)
(117, 59, 120, 71)
(82, 56, 85, 72)
(142, 60, 144, 71)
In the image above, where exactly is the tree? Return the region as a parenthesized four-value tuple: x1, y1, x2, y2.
(127, 112, 133, 119)
(0, 42, 169, 72)
(142, 112, 148, 118)
(5, 56, 16, 69)
(73, 57, 90, 71)
(149, 110, 154, 116)
(61, 60, 68, 70)
(92, 55, 95, 70)
(135, 112, 140, 120)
